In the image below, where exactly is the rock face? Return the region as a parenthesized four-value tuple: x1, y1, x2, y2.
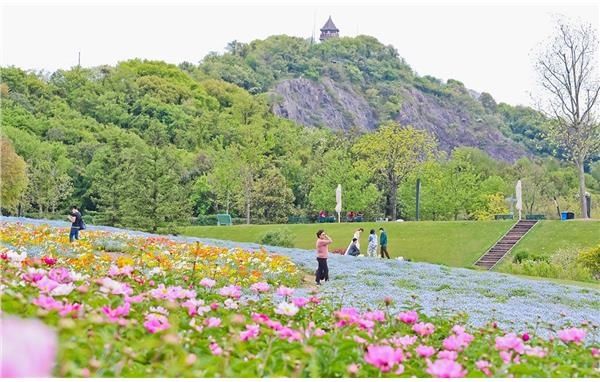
(396, 88, 529, 162)
(272, 78, 377, 131)
(272, 77, 529, 162)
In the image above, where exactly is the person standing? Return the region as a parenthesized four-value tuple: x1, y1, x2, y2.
(379, 227, 390, 259)
(315, 230, 332, 285)
(367, 229, 378, 257)
(68, 206, 83, 242)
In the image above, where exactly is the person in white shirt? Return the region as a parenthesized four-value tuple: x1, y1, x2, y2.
(367, 229, 378, 257)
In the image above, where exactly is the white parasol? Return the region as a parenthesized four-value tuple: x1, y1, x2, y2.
(335, 184, 342, 223)
(515, 179, 522, 220)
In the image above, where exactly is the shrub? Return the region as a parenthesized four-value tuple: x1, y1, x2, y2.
(512, 251, 549, 264)
(503, 248, 594, 282)
(577, 244, 600, 279)
(259, 228, 295, 248)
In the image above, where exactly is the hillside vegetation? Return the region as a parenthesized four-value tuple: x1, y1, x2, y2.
(2, 36, 599, 232)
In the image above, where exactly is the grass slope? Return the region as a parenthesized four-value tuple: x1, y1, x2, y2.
(182, 221, 513, 267)
(510, 220, 600, 258)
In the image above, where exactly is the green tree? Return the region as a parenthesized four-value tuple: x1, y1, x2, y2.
(252, 167, 295, 224)
(0, 137, 28, 214)
(353, 123, 436, 219)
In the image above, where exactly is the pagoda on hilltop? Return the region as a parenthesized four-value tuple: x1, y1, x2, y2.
(319, 16, 339, 41)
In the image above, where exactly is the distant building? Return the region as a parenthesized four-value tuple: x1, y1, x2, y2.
(319, 16, 339, 41)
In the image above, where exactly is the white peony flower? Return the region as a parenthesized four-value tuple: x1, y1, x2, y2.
(275, 301, 299, 317)
(50, 283, 75, 296)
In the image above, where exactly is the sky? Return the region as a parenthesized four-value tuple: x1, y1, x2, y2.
(1, 0, 599, 106)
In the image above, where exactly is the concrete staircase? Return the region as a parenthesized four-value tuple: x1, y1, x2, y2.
(474, 220, 538, 270)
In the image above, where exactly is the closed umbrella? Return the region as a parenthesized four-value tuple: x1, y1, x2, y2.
(515, 180, 522, 220)
(335, 184, 342, 223)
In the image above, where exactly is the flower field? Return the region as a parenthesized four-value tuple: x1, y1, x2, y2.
(1, 222, 599, 377)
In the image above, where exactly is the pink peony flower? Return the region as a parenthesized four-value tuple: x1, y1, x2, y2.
(452, 325, 466, 335)
(0, 316, 58, 377)
(218, 285, 242, 299)
(364, 310, 385, 322)
(591, 348, 599, 358)
(277, 327, 302, 342)
(495, 333, 525, 354)
(353, 335, 368, 344)
(557, 327, 586, 344)
(209, 342, 222, 356)
(426, 359, 467, 378)
(102, 303, 131, 322)
(58, 303, 81, 317)
(521, 332, 530, 342)
(124, 294, 145, 304)
(292, 297, 310, 308)
(389, 335, 417, 349)
(314, 328, 326, 337)
(181, 299, 203, 316)
(335, 307, 360, 326)
(499, 350, 512, 364)
(240, 324, 260, 341)
(48, 267, 73, 284)
(143, 313, 170, 333)
(443, 332, 473, 352)
(412, 322, 435, 336)
(204, 317, 221, 328)
(36, 276, 59, 293)
(363, 345, 404, 372)
(309, 296, 321, 305)
(199, 278, 216, 288)
(437, 350, 458, 361)
(41, 256, 57, 266)
(395, 364, 405, 375)
(396, 310, 419, 324)
(524, 345, 547, 358)
(347, 363, 360, 375)
(250, 282, 270, 293)
(475, 360, 492, 376)
(416, 345, 436, 358)
(33, 295, 63, 311)
(251, 313, 270, 324)
(22, 269, 46, 284)
(276, 286, 295, 297)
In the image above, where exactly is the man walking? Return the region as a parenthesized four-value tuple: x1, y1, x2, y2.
(68, 206, 83, 242)
(379, 227, 390, 259)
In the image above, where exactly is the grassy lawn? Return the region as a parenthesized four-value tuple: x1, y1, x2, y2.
(181, 220, 513, 267)
(510, 220, 600, 257)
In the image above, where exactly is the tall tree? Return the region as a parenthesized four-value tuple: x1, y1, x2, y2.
(535, 19, 600, 218)
(0, 137, 29, 214)
(353, 123, 436, 220)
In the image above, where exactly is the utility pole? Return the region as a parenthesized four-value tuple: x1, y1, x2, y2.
(415, 178, 421, 221)
(77, 51, 81, 68)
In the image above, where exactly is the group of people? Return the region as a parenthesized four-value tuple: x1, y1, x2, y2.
(343, 227, 390, 258)
(314, 227, 391, 285)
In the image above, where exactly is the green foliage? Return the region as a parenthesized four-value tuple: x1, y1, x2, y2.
(353, 123, 436, 219)
(501, 248, 594, 282)
(577, 245, 600, 279)
(259, 228, 296, 248)
(0, 137, 28, 213)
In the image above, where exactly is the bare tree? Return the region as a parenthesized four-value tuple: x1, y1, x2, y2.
(534, 18, 600, 219)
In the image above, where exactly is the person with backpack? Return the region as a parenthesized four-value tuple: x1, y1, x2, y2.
(68, 206, 85, 242)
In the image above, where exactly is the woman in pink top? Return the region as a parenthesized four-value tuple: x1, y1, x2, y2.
(315, 230, 332, 285)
